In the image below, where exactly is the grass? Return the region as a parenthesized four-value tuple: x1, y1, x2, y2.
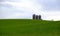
(0, 19, 60, 36)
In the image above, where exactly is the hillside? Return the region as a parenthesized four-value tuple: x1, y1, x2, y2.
(0, 19, 60, 36)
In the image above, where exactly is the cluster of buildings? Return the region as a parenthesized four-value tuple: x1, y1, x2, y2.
(32, 14, 42, 20)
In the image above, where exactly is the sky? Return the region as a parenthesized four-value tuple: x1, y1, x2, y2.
(0, 0, 60, 21)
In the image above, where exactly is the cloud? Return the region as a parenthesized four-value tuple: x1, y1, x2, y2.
(0, 0, 42, 19)
(0, 0, 4, 2)
(42, 11, 60, 20)
(0, 4, 12, 8)
(37, 0, 60, 11)
(4, 12, 32, 19)
(0, 0, 20, 2)
(0, 0, 60, 21)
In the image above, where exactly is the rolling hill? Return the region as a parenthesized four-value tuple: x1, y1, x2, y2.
(0, 19, 60, 36)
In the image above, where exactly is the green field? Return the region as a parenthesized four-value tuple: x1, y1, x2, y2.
(0, 19, 60, 36)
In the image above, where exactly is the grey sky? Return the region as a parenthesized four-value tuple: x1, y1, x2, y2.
(0, 4, 12, 8)
(0, 0, 60, 20)
(1, 0, 60, 11)
(37, 0, 60, 11)
(0, 0, 21, 2)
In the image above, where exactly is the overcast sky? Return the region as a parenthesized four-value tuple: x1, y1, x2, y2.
(0, 0, 60, 21)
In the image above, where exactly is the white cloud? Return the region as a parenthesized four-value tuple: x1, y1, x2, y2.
(0, 0, 60, 21)
(4, 12, 31, 19)
(0, 0, 43, 18)
(42, 11, 60, 21)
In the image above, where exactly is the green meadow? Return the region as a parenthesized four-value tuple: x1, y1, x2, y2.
(0, 19, 60, 36)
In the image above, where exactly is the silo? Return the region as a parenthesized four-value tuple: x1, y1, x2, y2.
(39, 15, 41, 20)
(33, 14, 36, 20)
(36, 15, 39, 20)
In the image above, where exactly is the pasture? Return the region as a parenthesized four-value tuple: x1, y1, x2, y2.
(0, 19, 60, 36)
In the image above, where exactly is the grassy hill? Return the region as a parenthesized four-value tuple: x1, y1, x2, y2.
(0, 19, 60, 36)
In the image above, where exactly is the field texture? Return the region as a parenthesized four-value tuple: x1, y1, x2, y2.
(0, 19, 60, 36)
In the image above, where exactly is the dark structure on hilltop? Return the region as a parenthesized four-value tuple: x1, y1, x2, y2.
(33, 14, 42, 20)
(33, 14, 36, 20)
(39, 15, 41, 20)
